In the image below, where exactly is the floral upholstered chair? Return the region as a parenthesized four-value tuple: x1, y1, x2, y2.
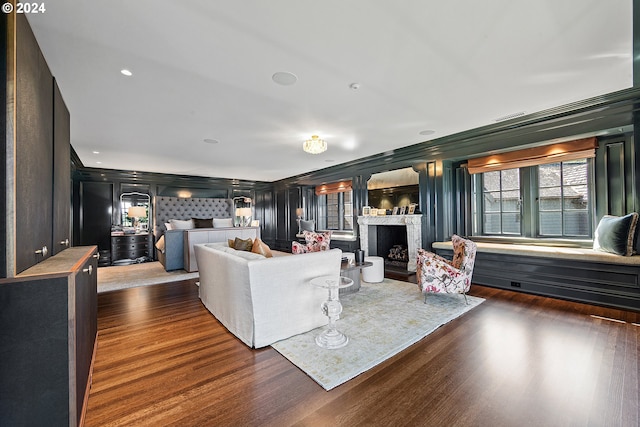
(416, 235, 477, 304)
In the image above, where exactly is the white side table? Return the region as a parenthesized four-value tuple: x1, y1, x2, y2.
(310, 275, 354, 349)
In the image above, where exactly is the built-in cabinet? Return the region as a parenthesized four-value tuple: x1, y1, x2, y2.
(79, 181, 113, 266)
(3, 14, 71, 276)
(0, 246, 98, 426)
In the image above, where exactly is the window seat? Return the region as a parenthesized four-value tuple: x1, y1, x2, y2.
(432, 241, 640, 266)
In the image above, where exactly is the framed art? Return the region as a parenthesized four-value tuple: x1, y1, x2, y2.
(370, 208, 378, 216)
(399, 206, 406, 215)
(392, 206, 399, 215)
(378, 209, 386, 216)
(363, 206, 371, 216)
(408, 204, 416, 214)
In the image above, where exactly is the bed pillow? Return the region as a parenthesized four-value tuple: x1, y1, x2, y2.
(213, 218, 234, 228)
(300, 220, 315, 232)
(233, 237, 254, 252)
(251, 238, 273, 258)
(155, 236, 166, 253)
(192, 218, 213, 228)
(165, 222, 173, 231)
(593, 213, 638, 256)
(170, 218, 194, 230)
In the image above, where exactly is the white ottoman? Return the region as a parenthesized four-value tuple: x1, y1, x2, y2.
(362, 256, 384, 283)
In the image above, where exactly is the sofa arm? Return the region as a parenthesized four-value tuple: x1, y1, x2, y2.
(162, 230, 185, 271)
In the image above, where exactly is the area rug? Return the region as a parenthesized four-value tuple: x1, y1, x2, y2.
(271, 278, 484, 390)
(97, 261, 199, 293)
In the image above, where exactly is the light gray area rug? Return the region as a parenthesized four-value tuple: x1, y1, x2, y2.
(97, 261, 199, 293)
(272, 278, 484, 390)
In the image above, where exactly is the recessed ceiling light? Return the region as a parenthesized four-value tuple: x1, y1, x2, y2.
(325, 159, 335, 163)
(96, 161, 102, 164)
(272, 71, 298, 86)
(92, 151, 100, 154)
(419, 130, 435, 136)
(349, 83, 361, 90)
(203, 138, 219, 144)
(120, 69, 133, 77)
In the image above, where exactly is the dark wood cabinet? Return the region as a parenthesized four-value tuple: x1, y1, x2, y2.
(52, 79, 71, 255)
(0, 246, 98, 426)
(3, 14, 71, 276)
(14, 13, 54, 273)
(80, 181, 113, 266)
(111, 233, 152, 263)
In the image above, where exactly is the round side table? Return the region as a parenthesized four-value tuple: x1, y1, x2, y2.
(310, 275, 354, 349)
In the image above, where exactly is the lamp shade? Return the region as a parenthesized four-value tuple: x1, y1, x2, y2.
(296, 208, 304, 217)
(127, 206, 146, 218)
(236, 207, 252, 217)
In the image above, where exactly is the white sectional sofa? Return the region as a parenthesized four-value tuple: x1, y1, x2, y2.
(194, 243, 342, 348)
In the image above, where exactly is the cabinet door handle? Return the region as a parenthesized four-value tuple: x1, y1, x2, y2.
(83, 265, 93, 275)
(35, 246, 48, 256)
(59, 238, 70, 247)
(93, 254, 99, 259)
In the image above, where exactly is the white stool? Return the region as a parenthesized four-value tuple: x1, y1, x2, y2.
(362, 256, 384, 283)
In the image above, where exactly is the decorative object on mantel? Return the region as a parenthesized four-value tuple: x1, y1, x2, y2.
(303, 135, 327, 154)
(362, 206, 371, 216)
(272, 278, 484, 390)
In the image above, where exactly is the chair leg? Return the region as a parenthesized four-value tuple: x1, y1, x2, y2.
(424, 292, 428, 304)
(463, 292, 468, 305)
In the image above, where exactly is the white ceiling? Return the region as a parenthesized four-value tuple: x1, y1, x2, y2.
(27, 0, 633, 182)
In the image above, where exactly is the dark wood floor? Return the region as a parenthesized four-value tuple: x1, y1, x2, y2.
(85, 279, 639, 426)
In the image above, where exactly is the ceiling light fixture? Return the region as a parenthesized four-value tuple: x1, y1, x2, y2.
(272, 71, 298, 86)
(303, 135, 327, 154)
(120, 69, 133, 77)
(203, 138, 219, 144)
(419, 130, 435, 136)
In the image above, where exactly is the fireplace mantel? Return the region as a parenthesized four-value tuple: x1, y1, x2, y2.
(357, 215, 423, 272)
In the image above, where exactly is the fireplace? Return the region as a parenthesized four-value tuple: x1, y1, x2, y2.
(375, 225, 409, 272)
(357, 215, 422, 272)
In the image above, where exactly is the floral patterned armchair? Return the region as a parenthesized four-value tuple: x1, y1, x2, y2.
(416, 235, 477, 304)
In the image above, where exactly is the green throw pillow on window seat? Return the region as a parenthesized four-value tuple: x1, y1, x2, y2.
(593, 213, 638, 256)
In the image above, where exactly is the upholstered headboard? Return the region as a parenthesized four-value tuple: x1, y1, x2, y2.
(154, 197, 232, 236)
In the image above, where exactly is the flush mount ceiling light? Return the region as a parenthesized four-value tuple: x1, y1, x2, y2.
(120, 69, 133, 77)
(272, 71, 298, 86)
(203, 138, 219, 144)
(303, 135, 327, 154)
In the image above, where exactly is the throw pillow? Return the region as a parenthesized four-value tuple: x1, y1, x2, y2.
(303, 230, 332, 252)
(300, 220, 315, 232)
(450, 234, 466, 269)
(169, 218, 194, 230)
(233, 237, 254, 252)
(228, 239, 235, 248)
(292, 241, 310, 254)
(593, 213, 639, 256)
(192, 217, 213, 228)
(154, 236, 166, 252)
(164, 222, 173, 231)
(213, 218, 234, 228)
(251, 238, 273, 258)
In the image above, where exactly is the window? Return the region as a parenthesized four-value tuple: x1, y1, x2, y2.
(537, 160, 590, 237)
(322, 190, 353, 231)
(472, 159, 593, 239)
(478, 168, 521, 235)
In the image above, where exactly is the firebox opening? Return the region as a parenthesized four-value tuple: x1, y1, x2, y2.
(376, 225, 409, 273)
